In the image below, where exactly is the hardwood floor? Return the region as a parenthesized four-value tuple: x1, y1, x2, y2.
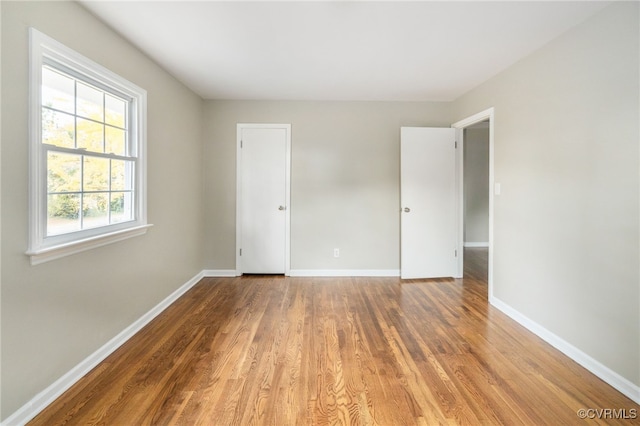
(29, 249, 638, 425)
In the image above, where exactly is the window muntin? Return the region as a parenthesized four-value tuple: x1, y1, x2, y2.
(28, 28, 148, 264)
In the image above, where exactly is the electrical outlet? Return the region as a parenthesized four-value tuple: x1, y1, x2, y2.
(333, 248, 340, 258)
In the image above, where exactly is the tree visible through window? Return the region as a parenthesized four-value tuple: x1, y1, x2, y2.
(42, 66, 134, 236)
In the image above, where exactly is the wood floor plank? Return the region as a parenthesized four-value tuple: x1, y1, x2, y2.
(28, 249, 639, 425)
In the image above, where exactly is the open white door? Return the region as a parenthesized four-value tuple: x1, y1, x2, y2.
(237, 124, 291, 275)
(400, 127, 458, 279)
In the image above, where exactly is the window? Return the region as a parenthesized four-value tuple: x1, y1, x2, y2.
(28, 28, 149, 265)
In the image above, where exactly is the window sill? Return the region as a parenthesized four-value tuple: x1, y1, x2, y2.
(26, 224, 153, 266)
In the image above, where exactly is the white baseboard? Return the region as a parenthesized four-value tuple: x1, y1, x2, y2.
(202, 269, 238, 277)
(289, 269, 400, 277)
(464, 242, 489, 248)
(490, 295, 640, 405)
(203, 269, 400, 278)
(2, 271, 205, 426)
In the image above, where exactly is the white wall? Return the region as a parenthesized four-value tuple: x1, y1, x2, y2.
(464, 126, 490, 245)
(203, 101, 452, 271)
(1, 1, 205, 419)
(452, 1, 639, 387)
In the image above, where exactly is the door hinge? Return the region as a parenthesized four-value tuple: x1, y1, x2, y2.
(455, 141, 458, 149)
(239, 248, 242, 256)
(240, 140, 243, 148)
(454, 249, 458, 257)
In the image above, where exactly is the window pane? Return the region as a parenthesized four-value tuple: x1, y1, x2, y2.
(42, 67, 74, 114)
(82, 193, 109, 229)
(42, 109, 75, 148)
(83, 156, 109, 191)
(77, 118, 104, 152)
(110, 192, 133, 223)
(105, 126, 126, 156)
(110, 159, 132, 190)
(105, 94, 126, 128)
(47, 152, 81, 193)
(47, 193, 80, 235)
(77, 82, 104, 121)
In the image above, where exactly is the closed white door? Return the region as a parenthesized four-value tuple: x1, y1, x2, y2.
(400, 127, 458, 279)
(237, 125, 290, 274)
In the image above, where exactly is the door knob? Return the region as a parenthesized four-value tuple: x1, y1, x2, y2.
(279, 206, 286, 210)
(404, 207, 410, 212)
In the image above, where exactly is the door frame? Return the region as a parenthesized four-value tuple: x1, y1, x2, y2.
(236, 123, 291, 276)
(451, 108, 494, 297)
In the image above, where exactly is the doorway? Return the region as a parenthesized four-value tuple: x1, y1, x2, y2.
(236, 123, 291, 275)
(463, 121, 490, 282)
(452, 108, 494, 297)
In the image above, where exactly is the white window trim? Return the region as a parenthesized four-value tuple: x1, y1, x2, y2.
(27, 28, 150, 265)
